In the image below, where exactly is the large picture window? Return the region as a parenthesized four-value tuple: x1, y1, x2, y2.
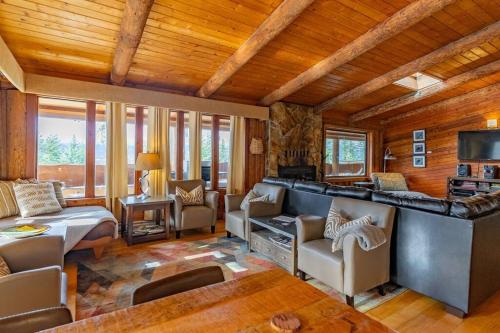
(36, 97, 232, 199)
(324, 129, 367, 177)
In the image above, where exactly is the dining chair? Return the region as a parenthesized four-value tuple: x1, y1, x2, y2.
(132, 266, 225, 305)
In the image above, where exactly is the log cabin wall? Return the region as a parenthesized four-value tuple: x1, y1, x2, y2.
(0, 86, 37, 180)
(383, 89, 500, 198)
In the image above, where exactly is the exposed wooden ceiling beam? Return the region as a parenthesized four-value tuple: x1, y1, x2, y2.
(316, 21, 500, 113)
(24, 74, 269, 120)
(110, 0, 154, 86)
(350, 59, 500, 122)
(0, 35, 24, 91)
(381, 82, 500, 124)
(259, 0, 456, 106)
(196, 0, 315, 98)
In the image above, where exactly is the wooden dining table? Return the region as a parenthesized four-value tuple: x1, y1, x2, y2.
(44, 269, 395, 333)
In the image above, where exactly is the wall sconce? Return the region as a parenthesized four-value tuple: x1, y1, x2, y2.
(249, 138, 264, 155)
(487, 119, 498, 128)
(383, 147, 396, 173)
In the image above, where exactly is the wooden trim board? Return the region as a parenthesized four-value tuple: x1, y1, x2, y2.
(24, 73, 269, 120)
(0, 35, 24, 91)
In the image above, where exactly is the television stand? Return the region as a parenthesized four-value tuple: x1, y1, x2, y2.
(447, 176, 500, 199)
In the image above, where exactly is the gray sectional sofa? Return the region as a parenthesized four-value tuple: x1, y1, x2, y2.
(262, 176, 500, 317)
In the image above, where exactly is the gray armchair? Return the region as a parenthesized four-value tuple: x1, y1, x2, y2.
(166, 179, 219, 239)
(225, 183, 286, 241)
(296, 197, 395, 306)
(0, 235, 68, 320)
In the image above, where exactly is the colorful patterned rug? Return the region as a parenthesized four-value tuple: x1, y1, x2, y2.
(66, 236, 406, 320)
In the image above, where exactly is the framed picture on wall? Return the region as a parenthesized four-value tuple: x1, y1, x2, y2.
(413, 129, 426, 142)
(413, 142, 426, 155)
(413, 155, 426, 168)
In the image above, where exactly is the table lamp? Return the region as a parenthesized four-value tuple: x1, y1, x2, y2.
(135, 153, 161, 199)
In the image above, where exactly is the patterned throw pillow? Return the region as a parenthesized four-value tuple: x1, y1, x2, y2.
(13, 183, 63, 218)
(15, 179, 67, 208)
(324, 203, 372, 249)
(176, 185, 204, 206)
(0, 256, 11, 277)
(240, 190, 270, 210)
(0, 181, 19, 218)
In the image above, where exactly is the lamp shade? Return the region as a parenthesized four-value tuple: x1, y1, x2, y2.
(135, 153, 161, 171)
(249, 138, 264, 155)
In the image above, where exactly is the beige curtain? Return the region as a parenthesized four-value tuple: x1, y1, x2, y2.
(105, 102, 129, 219)
(188, 111, 202, 179)
(147, 107, 171, 196)
(227, 116, 246, 194)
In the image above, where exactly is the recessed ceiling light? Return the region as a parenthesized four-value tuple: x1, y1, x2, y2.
(393, 72, 442, 91)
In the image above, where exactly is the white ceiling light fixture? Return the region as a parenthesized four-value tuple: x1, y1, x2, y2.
(394, 72, 442, 91)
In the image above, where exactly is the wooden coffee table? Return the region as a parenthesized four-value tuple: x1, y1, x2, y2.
(119, 196, 172, 246)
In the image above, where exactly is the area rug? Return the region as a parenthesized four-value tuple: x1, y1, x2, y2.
(66, 236, 406, 319)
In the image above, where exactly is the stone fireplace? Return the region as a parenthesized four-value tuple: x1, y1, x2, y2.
(266, 102, 322, 180)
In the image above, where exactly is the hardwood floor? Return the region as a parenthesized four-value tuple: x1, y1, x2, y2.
(64, 220, 500, 332)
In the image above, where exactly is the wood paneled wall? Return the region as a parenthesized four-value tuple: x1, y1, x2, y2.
(245, 118, 266, 191)
(383, 89, 500, 198)
(0, 87, 37, 180)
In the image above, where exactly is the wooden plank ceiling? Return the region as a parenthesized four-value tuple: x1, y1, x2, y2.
(0, 0, 498, 122)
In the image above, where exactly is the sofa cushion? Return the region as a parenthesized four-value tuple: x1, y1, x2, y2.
(449, 194, 498, 219)
(13, 183, 63, 218)
(298, 239, 344, 292)
(0, 255, 11, 277)
(262, 177, 296, 188)
(293, 180, 328, 194)
(371, 173, 408, 191)
(325, 185, 372, 200)
(0, 181, 19, 219)
(372, 191, 450, 215)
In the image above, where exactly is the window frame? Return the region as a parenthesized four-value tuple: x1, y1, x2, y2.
(322, 125, 371, 180)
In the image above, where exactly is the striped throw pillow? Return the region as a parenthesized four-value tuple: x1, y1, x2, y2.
(176, 185, 204, 206)
(15, 179, 67, 208)
(0, 181, 19, 218)
(13, 183, 63, 218)
(324, 204, 372, 244)
(0, 256, 11, 277)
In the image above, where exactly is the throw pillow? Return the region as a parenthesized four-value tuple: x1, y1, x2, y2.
(323, 206, 348, 240)
(13, 183, 63, 218)
(240, 190, 270, 210)
(0, 181, 19, 219)
(0, 256, 11, 277)
(15, 179, 67, 208)
(176, 185, 204, 206)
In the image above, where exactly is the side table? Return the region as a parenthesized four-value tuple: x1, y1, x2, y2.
(119, 196, 172, 246)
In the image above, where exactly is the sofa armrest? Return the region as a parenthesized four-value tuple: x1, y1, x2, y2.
(0, 235, 64, 272)
(0, 306, 73, 332)
(205, 191, 219, 211)
(225, 194, 245, 213)
(0, 266, 62, 318)
(169, 194, 183, 229)
(296, 215, 326, 245)
(342, 234, 390, 297)
(246, 201, 280, 218)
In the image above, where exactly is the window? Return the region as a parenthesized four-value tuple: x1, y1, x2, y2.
(324, 129, 367, 177)
(37, 98, 87, 198)
(183, 112, 190, 180)
(218, 117, 230, 188)
(201, 115, 213, 188)
(95, 103, 106, 197)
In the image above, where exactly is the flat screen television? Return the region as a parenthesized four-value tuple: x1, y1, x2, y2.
(458, 130, 500, 161)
